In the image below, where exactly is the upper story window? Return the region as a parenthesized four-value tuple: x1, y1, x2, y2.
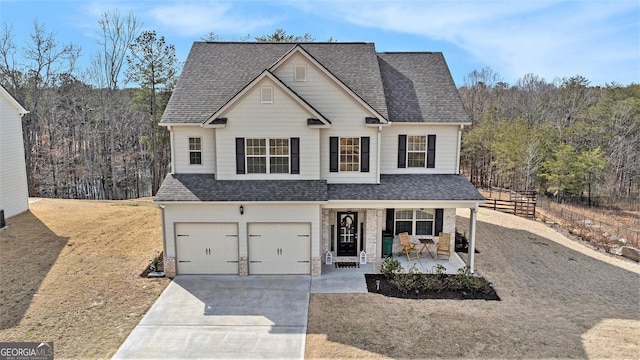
(340, 137, 360, 172)
(294, 65, 307, 81)
(398, 134, 436, 169)
(189, 137, 202, 165)
(246, 138, 290, 174)
(260, 87, 273, 104)
(394, 209, 435, 235)
(236, 137, 299, 175)
(407, 135, 426, 167)
(330, 136, 370, 173)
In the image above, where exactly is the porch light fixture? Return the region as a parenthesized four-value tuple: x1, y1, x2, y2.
(239, 205, 244, 215)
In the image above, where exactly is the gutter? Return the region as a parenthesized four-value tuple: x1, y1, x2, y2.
(456, 124, 463, 174)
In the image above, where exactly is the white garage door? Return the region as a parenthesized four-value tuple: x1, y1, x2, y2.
(248, 223, 311, 275)
(175, 223, 238, 274)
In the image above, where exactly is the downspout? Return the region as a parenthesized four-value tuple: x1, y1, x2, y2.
(377, 125, 382, 184)
(157, 204, 167, 259)
(456, 124, 463, 174)
(168, 126, 175, 174)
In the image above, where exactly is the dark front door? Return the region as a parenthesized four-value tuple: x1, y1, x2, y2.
(337, 212, 358, 256)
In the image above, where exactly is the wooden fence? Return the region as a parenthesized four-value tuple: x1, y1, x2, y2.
(480, 198, 536, 218)
(479, 189, 538, 219)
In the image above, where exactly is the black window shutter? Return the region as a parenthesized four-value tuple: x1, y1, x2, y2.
(329, 137, 338, 172)
(385, 208, 395, 235)
(290, 137, 300, 174)
(398, 135, 407, 168)
(427, 134, 436, 168)
(235, 137, 245, 174)
(435, 208, 443, 235)
(360, 136, 370, 172)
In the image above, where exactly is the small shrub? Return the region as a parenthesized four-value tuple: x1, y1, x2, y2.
(391, 264, 422, 293)
(380, 257, 402, 279)
(431, 264, 447, 275)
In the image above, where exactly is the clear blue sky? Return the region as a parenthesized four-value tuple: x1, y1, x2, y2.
(1, 0, 638, 87)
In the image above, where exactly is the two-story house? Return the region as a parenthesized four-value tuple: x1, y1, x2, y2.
(154, 42, 484, 278)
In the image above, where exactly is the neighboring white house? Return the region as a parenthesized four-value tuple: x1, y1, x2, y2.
(154, 42, 484, 278)
(0, 85, 29, 221)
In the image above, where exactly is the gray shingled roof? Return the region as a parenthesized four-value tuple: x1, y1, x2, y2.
(377, 52, 470, 123)
(328, 174, 485, 201)
(162, 42, 389, 124)
(155, 173, 483, 203)
(154, 174, 328, 202)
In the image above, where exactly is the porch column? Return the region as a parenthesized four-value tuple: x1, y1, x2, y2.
(468, 205, 478, 274)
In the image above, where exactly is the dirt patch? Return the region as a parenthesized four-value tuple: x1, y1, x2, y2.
(305, 209, 640, 359)
(0, 198, 169, 359)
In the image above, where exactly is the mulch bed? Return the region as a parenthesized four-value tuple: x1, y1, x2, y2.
(365, 274, 500, 300)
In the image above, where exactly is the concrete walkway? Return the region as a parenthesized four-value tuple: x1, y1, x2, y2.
(112, 275, 311, 359)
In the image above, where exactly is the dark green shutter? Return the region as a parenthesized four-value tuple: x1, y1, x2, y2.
(398, 135, 407, 168)
(360, 136, 370, 172)
(329, 137, 338, 172)
(290, 137, 300, 174)
(435, 208, 443, 235)
(235, 137, 245, 174)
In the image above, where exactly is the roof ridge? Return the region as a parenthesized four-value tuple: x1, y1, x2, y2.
(196, 41, 373, 45)
(379, 51, 441, 54)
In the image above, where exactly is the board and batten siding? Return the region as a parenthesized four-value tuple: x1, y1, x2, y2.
(162, 203, 321, 261)
(214, 77, 321, 180)
(380, 125, 460, 174)
(274, 53, 380, 183)
(0, 91, 29, 218)
(171, 127, 216, 174)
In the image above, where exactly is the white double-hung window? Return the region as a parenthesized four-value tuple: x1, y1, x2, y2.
(394, 209, 435, 235)
(246, 138, 289, 174)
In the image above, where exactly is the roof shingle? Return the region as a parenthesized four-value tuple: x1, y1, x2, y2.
(154, 174, 328, 202)
(328, 174, 484, 201)
(155, 174, 484, 203)
(377, 52, 470, 123)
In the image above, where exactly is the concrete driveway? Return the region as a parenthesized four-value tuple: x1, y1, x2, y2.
(112, 275, 311, 359)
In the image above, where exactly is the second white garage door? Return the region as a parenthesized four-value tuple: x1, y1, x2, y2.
(175, 222, 239, 274)
(248, 223, 311, 274)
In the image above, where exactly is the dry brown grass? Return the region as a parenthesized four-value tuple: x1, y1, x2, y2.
(305, 209, 640, 359)
(0, 198, 170, 359)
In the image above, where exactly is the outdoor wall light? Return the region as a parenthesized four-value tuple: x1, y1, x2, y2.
(239, 205, 244, 215)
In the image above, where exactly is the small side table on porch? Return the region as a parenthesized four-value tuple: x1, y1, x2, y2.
(418, 238, 435, 258)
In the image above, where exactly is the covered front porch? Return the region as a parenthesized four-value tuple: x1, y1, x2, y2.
(323, 174, 485, 276)
(319, 205, 480, 274)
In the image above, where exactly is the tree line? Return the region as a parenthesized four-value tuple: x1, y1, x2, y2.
(0, 14, 329, 200)
(458, 68, 639, 206)
(1, 12, 177, 199)
(1, 17, 638, 206)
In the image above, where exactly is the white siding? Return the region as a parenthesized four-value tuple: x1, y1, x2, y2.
(380, 125, 460, 174)
(215, 78, 321, 180)
(171, 127, 216, 174)
(274, 53, 379, 183)
(0, 93, 28, 218)
(162, 203, 321, 261)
